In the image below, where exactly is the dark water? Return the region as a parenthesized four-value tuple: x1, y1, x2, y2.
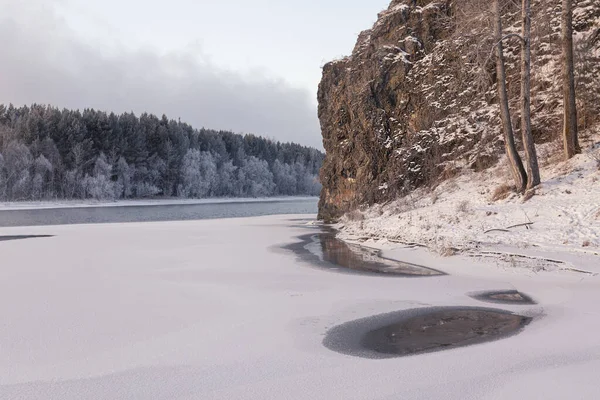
(282, 229, 533, 358)
(0, 198, 318, 227)
(0, 235, 54, 241)
(323, 307, 532, 359)
(284, 230, 444, 277)
(470, 290, 537, 305)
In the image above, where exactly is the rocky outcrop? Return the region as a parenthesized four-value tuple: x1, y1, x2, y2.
(318, 0, 600, 222)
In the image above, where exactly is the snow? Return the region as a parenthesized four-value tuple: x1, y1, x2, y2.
(337, 135, 600, 275)
(1, 214, 600, 399)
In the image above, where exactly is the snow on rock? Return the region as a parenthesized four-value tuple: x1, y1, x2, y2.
(318, 0, 600, 222)
(337, 131, 600, 273)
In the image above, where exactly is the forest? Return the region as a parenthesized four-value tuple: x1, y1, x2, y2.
(0, 104, 324, 201)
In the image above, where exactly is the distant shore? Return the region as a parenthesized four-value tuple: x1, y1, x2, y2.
(0, 196, 319, 212)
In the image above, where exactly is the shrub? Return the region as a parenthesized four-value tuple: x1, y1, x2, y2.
(491, 184, 513, 202)
(456, 200, 471, 213)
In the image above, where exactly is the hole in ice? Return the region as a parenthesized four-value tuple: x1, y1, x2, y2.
(0, 235, 54, 242)
(323, 307, 532, 359)
(470, 290, 536, 305)
(284, 230, 444, 277)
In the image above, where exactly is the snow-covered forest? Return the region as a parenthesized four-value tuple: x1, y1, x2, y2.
(0, 104, 324, 201)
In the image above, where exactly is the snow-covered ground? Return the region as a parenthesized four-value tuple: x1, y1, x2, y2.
(1, 215, 600, 399)
(0, 196, 318, 211)
(338, 135, 600, 274)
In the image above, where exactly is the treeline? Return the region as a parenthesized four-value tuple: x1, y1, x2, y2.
(0, 104, 324, 201)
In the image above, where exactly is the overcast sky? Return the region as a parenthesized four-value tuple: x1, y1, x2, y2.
(0, 0, 390, 148)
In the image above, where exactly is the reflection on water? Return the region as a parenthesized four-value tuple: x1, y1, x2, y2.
(287, 230, 444, 277)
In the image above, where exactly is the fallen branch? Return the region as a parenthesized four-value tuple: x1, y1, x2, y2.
(387, 239, 428, 248)
(484, 222, 534, 234)
(469, 250, 564, 265)
(506, 222, 534, 230)
(483, 228, 510, 234)
(560, 267, 597, 276)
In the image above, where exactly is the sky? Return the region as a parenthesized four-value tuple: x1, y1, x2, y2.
(0, 0, 391, 148)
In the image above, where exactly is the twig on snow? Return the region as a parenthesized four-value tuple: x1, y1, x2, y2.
(484, 222, 534, 234)
(506, 222, 534, 230)
(483, 228, 510, 233)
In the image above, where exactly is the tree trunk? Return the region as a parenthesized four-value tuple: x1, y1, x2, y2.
(562, 0, 580, 159)
(520, 0, 540, 189)
(494, 0, 527, 193)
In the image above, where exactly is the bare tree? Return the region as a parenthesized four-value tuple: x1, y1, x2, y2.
(494, 0, 527, 192)
(520, 0, 540, 189)
(562, 0, 580, 159)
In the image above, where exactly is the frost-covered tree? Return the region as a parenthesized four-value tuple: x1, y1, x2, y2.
(0, 153, 7, 199)
(11, 171, 32, 200)
(31, 173, 43, 200)
(63, 169, 83, 199)
(272, 160, 297, 195)
(133, 182, 160, 198)
(160, 139, 179, 196)
(83, 153, 116, 200)
(215, 160, 239, 197)
(32, 155, 53, 199)
(239, 157, 275, 197)
(3, 141, 33, 200)
(31, 137, 62, 196)
(0, 104, 324, 200)
(115, 156, 133, 198)
(180, 149, 217, 198)
(132, 157, 163, 198)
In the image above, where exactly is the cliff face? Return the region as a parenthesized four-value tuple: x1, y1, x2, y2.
(317, 0, 600, 222)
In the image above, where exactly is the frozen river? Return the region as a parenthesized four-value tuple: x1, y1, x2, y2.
(1, 215, 600, 399)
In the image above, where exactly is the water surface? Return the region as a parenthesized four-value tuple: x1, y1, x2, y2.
(285, 230, 444, 277)
(0, 198, 318, 227)
(0, 235, 54, 241)
(323, 307, 533, 359)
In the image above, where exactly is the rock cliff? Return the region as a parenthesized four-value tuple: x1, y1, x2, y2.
(317, 0, 600, 222)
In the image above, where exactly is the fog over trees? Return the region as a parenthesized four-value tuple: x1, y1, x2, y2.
(0, 104, 323, 201)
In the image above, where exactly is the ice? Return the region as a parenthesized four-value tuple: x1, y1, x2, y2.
(0, 215, 599, 399)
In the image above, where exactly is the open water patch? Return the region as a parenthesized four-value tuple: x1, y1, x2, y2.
(0, 235, 54, 242)
(470, 290, 536, 305)
(323, 306, 532, 359)
(284, 230, 444, 277)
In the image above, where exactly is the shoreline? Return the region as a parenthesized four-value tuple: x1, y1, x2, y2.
(341, 233, 600, 278)
(331, 139, 600, 276)
(0, 196, 319, 211)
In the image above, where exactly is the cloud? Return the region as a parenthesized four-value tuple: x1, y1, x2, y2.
(0, 0, 323, 148)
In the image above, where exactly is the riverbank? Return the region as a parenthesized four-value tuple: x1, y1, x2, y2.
(335, 137, 600, 275)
